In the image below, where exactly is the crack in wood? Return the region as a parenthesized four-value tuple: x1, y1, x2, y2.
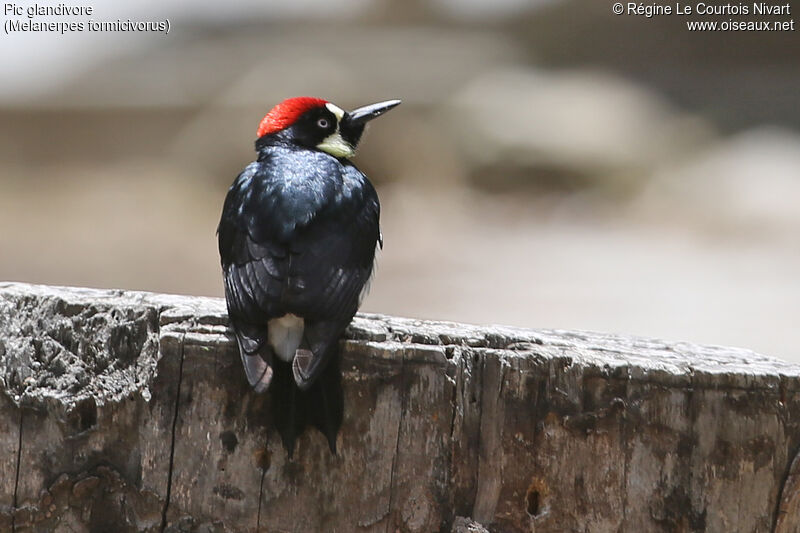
(160, 331, 187, 532)
(256, 467, 266, 532)
(446, 349, 461, 523)
(448, 370, 458, 444)
(687, 380, 697, 531)
(11, 407, 22, 533)
(771, 443, 800, 533)
(385, 347, 407, 533)
(471, 353, 486, 520)
(620, 385, 630, 530)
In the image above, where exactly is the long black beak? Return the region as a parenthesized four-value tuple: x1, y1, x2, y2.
(345, 99, 401, 126)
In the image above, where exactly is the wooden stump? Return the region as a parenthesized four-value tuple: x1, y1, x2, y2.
(1, 282, 799, 532)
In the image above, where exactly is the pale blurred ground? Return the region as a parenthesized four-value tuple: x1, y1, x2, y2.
(1, 0, 798, 361)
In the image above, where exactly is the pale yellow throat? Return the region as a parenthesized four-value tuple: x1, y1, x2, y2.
(316, 102, 356, 158)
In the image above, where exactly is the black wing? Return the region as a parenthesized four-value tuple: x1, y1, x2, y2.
(219, 224, 287, 392)
(285, 174, 381, 386)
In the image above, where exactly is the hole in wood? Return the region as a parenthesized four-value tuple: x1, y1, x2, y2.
(68, 398, 97, 433)
(254, 447, 271, 471)
(526, 489, 540, 516)
(220, 430, 239, 453)
(525, 477, 549, 519)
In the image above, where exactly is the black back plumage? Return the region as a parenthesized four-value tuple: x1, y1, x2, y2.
(218, 138, 381, 455)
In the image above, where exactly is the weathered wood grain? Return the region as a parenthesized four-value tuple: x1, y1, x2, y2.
(1, 282, 799, 532)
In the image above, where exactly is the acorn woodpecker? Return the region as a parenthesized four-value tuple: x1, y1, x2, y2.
(217, 97, 400, 456)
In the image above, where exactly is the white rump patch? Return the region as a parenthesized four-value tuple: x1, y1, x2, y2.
(268, 314, 305, 362)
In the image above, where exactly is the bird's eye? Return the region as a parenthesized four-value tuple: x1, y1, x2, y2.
(317, 118, 330, 129)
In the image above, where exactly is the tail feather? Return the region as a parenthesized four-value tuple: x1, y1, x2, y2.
(308, 354, 343, 453)
(270, 348, 343, 457)
(270, 360, 306, 458)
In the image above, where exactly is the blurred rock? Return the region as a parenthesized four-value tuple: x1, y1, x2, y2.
(445, 67, 713, 192)
(432, 0, 552, 21)
(0, 0, 380, 105)
(636, 127, 800, 239)
(7, 25, 523, 184)
(515, 0, 800, 132)
(42, 26, 522, 110)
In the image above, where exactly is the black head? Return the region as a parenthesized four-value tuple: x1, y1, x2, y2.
(255, 97, 401, 158)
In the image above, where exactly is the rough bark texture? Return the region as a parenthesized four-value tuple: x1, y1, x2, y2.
(1, 282, 800, 532)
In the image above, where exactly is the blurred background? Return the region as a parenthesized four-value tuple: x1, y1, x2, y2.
(1, 0, 798, 361)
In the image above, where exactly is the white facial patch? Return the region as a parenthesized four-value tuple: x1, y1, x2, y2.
(268, 313, 304, 362)
(317, 103, 356, 158)
(325, 102, 345, 121)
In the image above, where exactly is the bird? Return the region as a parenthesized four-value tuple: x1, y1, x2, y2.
(217, 96, 400, 456)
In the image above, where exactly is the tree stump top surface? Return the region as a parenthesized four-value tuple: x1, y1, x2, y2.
(2, 281, 796, 412)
